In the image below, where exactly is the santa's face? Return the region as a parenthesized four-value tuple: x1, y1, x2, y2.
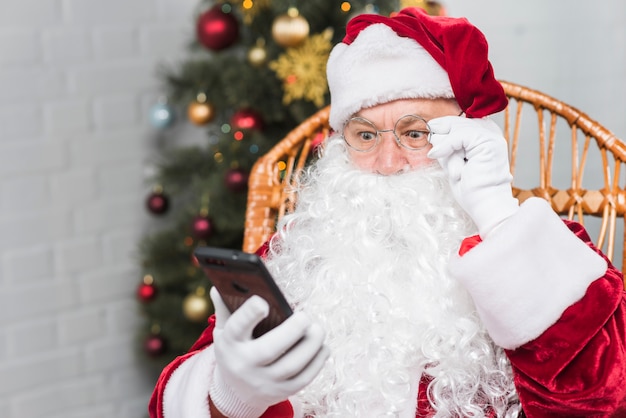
(264, 134, 517, 416)
(345, 98, 461, 175)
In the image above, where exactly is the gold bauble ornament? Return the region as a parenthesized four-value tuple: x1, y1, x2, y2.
(187, 93, 216, 126)
(271, 7, 310, 48)
(182, 287, 212, 322)
(248, 40, 268, 67)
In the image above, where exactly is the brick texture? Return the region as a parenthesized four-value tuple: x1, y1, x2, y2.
(0, 0, 197, 416)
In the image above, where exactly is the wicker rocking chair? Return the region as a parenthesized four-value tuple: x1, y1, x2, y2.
(242, 81, 626, 286)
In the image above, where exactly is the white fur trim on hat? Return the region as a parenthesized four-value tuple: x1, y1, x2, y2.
(327, 23, 454, 131)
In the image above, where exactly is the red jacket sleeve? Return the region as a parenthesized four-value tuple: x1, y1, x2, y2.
(505, 221, 626, 417)
(148, 316, 217, 418)
(459, 221, 626, 417)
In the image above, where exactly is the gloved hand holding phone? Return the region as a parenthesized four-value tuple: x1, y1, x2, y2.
(209, 287, 329, 418)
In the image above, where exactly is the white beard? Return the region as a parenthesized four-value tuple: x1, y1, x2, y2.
(264, 137, 519, 417)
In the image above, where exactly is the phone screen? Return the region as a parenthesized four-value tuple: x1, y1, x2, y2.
(194, 247, 293, 338)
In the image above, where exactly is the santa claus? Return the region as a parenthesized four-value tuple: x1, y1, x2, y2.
(149, 7, 626, 418)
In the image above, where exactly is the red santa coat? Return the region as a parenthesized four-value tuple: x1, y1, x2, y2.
(149, 198, 626, 418)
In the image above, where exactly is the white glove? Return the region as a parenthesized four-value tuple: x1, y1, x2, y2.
(427, 116, 519, 238)
(209, 287, 329, 418)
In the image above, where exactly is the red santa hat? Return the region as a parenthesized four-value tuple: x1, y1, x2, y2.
(326, 7, 507, 131)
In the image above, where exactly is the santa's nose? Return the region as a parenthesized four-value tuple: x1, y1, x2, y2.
(374, 133, 409, 175)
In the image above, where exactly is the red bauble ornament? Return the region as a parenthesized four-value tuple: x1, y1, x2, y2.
(145, 190, 169, 215)
(192, 215, 214, 240)
(196, 5, 239, 51)
(230, 108, 264, 131)
(137, 282, 157, 302)
(137, 274, 157, 302)
(225, 168, 249, 192)
(144, 334, 166, 357)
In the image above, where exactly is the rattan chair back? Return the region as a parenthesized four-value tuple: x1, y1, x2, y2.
(243, 81, 626, 284)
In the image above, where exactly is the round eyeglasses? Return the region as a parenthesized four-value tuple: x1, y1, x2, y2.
(343, 115, 432, 152)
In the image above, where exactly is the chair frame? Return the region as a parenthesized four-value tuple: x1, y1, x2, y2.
(243, 81, 626, 286)
(501, 81, 626, 274)
(243, 106, 330, 254)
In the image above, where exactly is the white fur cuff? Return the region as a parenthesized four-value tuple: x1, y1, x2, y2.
(450, 197, 607, 349)
(163, 346, 216, 418)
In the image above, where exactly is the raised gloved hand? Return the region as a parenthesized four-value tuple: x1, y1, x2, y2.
(209, 287, 329, 418)
(427, 116, 519, 238)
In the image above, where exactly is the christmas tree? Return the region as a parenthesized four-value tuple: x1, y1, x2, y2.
(137, 0, 445, 370)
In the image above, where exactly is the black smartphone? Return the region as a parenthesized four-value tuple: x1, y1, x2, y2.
(194, 246, 293, 338)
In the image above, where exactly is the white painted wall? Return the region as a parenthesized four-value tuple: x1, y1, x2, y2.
(0, 1, 623, 417)
(445, 0, 625, 140)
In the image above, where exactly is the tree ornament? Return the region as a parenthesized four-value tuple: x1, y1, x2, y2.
(247, 39, 268, 67)
(137, 274, 158, 302)
(225, 167, 249, 192)
(271, 7, 310, 48)
(235, 0, 270, 24)
(269, 29, 333, 107)
(145, 186, 169, 215)
(400, 0, 447, 15)
(191, 212, 214, 240)
(144, 333, 167, 356)
(197, 5, 239, 51)
(149, 102, 175, 129)
(230, 108, 264, 131)
(187, 92, 216, 126)
(182, 287, 212, 322)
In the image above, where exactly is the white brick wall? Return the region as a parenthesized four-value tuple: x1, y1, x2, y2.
(0, 1, 624, 417)
(0, 0, 198, 416)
